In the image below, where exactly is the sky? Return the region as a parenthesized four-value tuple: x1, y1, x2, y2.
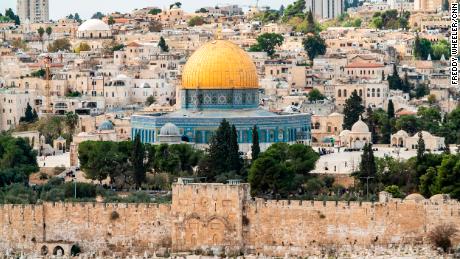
(0, 0, 294, 20)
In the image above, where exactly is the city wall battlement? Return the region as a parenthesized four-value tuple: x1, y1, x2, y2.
(1, 183, 460, 257)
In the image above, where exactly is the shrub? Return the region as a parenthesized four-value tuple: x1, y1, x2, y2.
(428, 224, 458, 252)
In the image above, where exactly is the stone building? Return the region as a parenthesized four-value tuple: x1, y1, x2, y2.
(339, 118, 372, 149)
(391, 130, 446, 151)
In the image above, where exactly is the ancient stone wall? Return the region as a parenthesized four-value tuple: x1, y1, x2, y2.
(0, 203, 171, 256)
(0, 184, 460, 257)
(245, 199, 460, 256)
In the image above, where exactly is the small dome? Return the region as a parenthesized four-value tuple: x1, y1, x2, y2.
(140, 82, 151, 88)
(430, 194, 450, 202)
(339, 130, 351, 137)
(99, 120, 114, 131)
(351, 118, 369, 133)
(418, 131, 432, 138)
(329, 112, 343, 117)
(78, 19, 110, 32)
(395, 130, 409, 137)
(115, 74, 130, 80)
(405, 193, 425, 202)
(160, 123, 180, 136)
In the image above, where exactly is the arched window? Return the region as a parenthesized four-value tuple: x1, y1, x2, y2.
(338, 89, 342, 97)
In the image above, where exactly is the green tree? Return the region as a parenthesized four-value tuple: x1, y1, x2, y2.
(65, 112, 78, 136)
(131, 134, 146, 188)
(37, 27, 45, 50)
(251, 125, 260, 161)
(158, 36, 169, 52)
(74, 42, 91, 53)
(442, 0, 449, 11)
(419, 166, 437, 197)
(47, 38, 72, 52)
(302, 34, 327, 61)
(418, 106, 441, 133)
(91, 12, 105, 19)
(249, 33, 284, 57)
(20, 103, 36, 123)
(431, 40, 450, 60)
(45, 27, 52, 38)
(366, 107, 378, 144)
(248, 143, 319, 197)
(0, 134, 38, 187)
(170, 2, 182, 9)
(387, 99, 395, 119)
(343, 90, 365, 130)
(149, 8, 162, 15)
(384, 185, 404, 198)
(395, 115, 419, 135)
(229, 125, 243, 173)
(308, 88, 326, 102)
(388, 64, 407, 92)
(414, 83, 430, 99)
(188, 16, 205, 27)
(283, 0, 306, 21)
(433, 154, 460, 199)
(5, 8, 20, 25)
(353, 143, 377, 198)
(305, 10, 316, 33)
(414, 33, 432, 60)
(198, 119, 242, 181)
(417, 131, 425, 163)
(145, 95, 156, 106)
(108, 16, 115, 25)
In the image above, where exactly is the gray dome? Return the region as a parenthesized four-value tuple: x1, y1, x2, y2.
(99, 120, 114, 131)
(160, 123, 180, 136)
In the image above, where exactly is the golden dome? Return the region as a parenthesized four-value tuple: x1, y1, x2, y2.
(181, 40, 259, 90)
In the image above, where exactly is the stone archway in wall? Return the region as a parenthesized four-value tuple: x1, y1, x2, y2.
(41, 245, 49, 256)
(182, 215, 231, 250)
(53, 245, 65, 256)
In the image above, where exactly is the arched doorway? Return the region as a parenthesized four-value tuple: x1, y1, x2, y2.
(70, 244, 81, 256)
(53, 246, 64, 256)
(41, 245, 49, 255)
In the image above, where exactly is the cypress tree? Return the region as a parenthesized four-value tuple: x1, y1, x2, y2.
(206, 119, 232, 176)
(366, 107, 378, 144)
(387, 99, 395, 119)
(251, 125, 260, 160)
(306, 10, 315, 33)
(21, 103, 35, 123)
(417, 131, 425, 163)
(131, 134, 146, 188)
(343, 90, 365, 130)
(228, 125, 242, 173)
(158, 36, 169, 52)
(360, 143, 376, 178)
(32, 109, 38, 121)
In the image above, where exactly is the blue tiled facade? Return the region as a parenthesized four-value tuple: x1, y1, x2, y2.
(131, 112, 311, 145)
(181, 89, 259, 110)
(131, 87, 311, 146)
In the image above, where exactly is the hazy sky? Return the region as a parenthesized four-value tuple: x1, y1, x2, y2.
(0, 0, 294, 20)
